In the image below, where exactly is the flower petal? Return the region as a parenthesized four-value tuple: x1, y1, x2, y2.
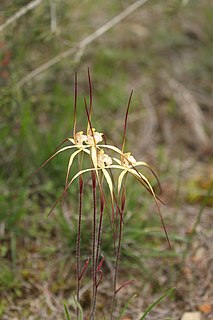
(98, 144, 123, 155)
(68, 167, 97, 187)
(102, 168, 113, 202)
(118, 170, 128, 194)
(134, 161, 161, 191)
(113, 158, 121, 165)
(91, 146, 98, 169)
(75, 131, 87, 145)
(65, 149, 82, 187)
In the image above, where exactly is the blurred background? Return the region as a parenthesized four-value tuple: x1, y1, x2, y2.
(0, 0, 212, 319)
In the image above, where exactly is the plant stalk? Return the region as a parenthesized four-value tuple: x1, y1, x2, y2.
(89, 192, 104, 320)
(110, 190, 125, 320)
(76, 175, 83, 319)
(91, 171, 97, 316)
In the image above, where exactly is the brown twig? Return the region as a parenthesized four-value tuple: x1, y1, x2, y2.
(110, 189, 126, 320)
(76, 175, 84, 319)
(17, 0, 150, 87)
(0, 0, 43, 33)
(164, 76, 209, 148)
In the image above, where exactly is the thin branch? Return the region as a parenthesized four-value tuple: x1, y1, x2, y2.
(165, 77, 209, 148)
(17, 0, 150, 87)
(140, 93, 158, 149)
(49, 0, 58, 34)
(0, 0, 43, 33)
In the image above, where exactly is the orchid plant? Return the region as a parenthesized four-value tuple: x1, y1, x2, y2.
(31, 69, 170, 320)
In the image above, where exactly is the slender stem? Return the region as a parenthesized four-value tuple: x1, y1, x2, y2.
(113, 200, 119, 255)
(91, 171, 97, 313)
(95, 194, 104, 275)
(76, 175, 83, 319)
(121, 90, 133, 153)
(73, 72, 77, 138)
(86, 67, 93, 135)
(110, 191, 125, 320)
(89, 193, 104, 320)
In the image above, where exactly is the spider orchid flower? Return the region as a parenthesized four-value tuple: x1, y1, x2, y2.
(83, 127, 104, 185)
(31, 127, 104, 198)
(65, 131, 89, 188)
(87, 145, 169, 243)
(66, 129, 113, 203)
(50, 142, 169, 245)
(63, 146, 156, 211)
(63, 149, 114, 203)
(86, 128, 103, 146)
(29, 131, 90, 183)
(121, 152, 136, 168)
(92, 146, 170, 247)
(65, 128, 104, 191)
(73, 131, 88, 146)
(93, 144, 159, 195)
(97, 149, 113, 200)
(97, 149, 112, 168)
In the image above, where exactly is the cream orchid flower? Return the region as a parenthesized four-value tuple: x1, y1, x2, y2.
(30, 71, 94, 188)
(65, 127, 104, 186)
(67, 148, 114, 202)
(29, 132, 90, 183)
(93, 144, 159, 195)
(121, 152, 136, 168)
(31, 71, 168, 244)
(74, 131, 88, 145)
(97, 149, 113, 200)
(86, 128, 103, 146)
(31, 72, 171, 320)
(63, 146, 158, 212)
(97, 149, 113, 168)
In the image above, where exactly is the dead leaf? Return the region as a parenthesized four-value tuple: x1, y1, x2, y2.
(199, 303, 212, 314)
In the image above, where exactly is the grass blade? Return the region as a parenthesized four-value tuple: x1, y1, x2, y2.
(74, 295, 84, 320)
(64, 303, 71, 320)
(117, 294, 137, 320)
(139, 287, 175, 320)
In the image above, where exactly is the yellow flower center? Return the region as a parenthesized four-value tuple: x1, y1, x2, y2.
(75, 131, 87, 145)
(97, 149, 112, 168)
(121, 152, 136, 167)
(87, 128, 103, 145)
